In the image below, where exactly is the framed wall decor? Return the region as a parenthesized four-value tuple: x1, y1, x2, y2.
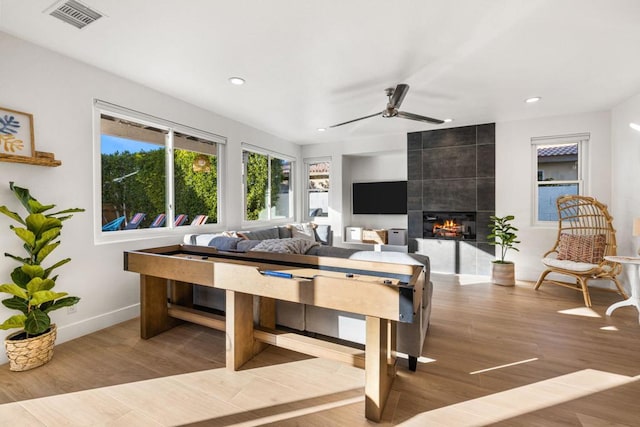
(0, 106, 35, 158)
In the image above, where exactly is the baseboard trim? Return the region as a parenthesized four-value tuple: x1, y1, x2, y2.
(0, 304, 140, 365)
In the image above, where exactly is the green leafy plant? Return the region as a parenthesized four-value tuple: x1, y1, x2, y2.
(488, 215, 520, 264)
(0, 182, 84, 337)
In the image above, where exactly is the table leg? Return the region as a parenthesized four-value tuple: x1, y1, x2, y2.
(606, 264, 640, 324)
(140, 275, 172, 339)
(225, 290, 255, 370)
(365, 316, 396, 422)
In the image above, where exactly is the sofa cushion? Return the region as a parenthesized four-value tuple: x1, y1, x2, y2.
(278, 226, 293, 239)
(314, 224, 332, 245)
(306, 245, 359, 258)
(185, 233, 222, 246)
(239, 227, 280, 241)
(208, 236, 243, 251)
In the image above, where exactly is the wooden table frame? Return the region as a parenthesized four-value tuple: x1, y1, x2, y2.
(125, 245, 424, 422)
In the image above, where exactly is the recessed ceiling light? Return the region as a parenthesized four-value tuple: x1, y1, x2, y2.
(443, 118, 454, 123)
(228, 77, 245, 85)
(630, 122, 640, 132)
(525, 96, 541, 103)
(317, 128, 326, 132)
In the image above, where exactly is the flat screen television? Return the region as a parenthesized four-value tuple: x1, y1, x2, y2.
(352, 181, 407, 214)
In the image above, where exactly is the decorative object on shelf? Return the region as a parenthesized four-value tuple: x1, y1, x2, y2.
(362, 229, 388, 244)
(488, 215, 520, 286)
(0, 107, 60, 167)
(0, 182, 84, 371)
(0, 106, 34, 157)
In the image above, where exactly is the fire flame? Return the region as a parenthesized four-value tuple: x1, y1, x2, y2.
(443, 219, 456, 229)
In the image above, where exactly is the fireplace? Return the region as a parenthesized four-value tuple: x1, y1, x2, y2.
(423, 212, 476, 240)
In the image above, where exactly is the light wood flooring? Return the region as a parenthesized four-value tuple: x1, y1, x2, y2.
(0, 274, 638, 426)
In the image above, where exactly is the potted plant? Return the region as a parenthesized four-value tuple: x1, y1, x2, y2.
(488, 215, 520, 286)
(0, 182, 84, 371)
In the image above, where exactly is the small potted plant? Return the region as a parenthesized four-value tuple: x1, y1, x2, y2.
(0, 182, 84, 371)
(488, 215, 520, 286)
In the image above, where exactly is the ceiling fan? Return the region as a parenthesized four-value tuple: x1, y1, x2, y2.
(330, 84, 444, 128)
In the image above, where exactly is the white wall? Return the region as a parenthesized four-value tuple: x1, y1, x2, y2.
(301, 132, 408, 243)
(344, 152, 407, 231)
(611, 92, 640, 257)
(496, 111, 612, 281)
(0, 32, 299, 364)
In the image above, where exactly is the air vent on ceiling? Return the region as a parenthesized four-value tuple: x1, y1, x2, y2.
(46, 0, 103, 29)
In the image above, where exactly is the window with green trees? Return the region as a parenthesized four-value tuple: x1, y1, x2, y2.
(97, 104, 222, 234)
(242, 148, 292, 221)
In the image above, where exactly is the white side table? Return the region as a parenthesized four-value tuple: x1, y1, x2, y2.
(604, 256, 640, 324)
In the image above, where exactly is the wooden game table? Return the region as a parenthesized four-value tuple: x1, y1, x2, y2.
(124, 244, 424, 421)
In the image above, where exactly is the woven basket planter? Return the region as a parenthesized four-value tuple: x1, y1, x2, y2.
(491, 262, 516, 286)
(4, 324, 57, 372)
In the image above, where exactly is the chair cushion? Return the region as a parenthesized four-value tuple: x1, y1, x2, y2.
(556, 233, 606, 264)
(542, 257, 599, 272)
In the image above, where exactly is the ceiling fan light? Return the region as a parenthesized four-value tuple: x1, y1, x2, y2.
(443, 118, 454, 123)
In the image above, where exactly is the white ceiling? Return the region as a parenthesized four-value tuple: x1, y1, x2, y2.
(2, 0, 640, 145)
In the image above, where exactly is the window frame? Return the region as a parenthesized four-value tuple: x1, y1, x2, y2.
(531, 133, 589, 226)
(93, 99, 226, 244)
(241, 144, 295, 226)
(304, 157, 331, 222)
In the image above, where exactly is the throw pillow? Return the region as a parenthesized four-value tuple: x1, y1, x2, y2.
(236, 239, 264, 252)
(556, 233, 606, 264)
(288, 222, 317, 242)
(222, 230, 244, 239)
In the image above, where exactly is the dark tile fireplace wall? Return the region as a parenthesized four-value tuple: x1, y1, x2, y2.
(407, 123, 495, 274)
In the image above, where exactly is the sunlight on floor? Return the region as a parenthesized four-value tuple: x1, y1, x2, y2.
(558, 307, 601, 318)
(0, 358, 366, 426)
(455, 274, 491, 286)
(397, 369, 637, 426)
(600, 325, 619, 331)
(469, 358, 538, 375)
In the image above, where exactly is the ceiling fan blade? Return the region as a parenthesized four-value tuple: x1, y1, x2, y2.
(397, 111, 444, 125)
(329, 111, 383, 128)
(389, 84, 410, 109)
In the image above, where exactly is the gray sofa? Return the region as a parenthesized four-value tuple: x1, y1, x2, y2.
(184, 225, 432, 371)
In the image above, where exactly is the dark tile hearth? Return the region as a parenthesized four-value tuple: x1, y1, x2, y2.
(407, 123, 495, 274)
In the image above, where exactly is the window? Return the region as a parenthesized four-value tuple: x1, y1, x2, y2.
(305, 158, 330, 218)
(532, 133, 588, 223)
(95, 100, 224, 239)
(242, 147, 293, 221)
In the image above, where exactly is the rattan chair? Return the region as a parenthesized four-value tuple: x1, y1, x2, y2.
(534, 195, 628, 307)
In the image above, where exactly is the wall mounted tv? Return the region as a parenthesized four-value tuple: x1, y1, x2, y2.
(352, 181, 408, 214)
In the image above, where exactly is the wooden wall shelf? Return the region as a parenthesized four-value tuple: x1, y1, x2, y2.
(0, 152, 61, 167)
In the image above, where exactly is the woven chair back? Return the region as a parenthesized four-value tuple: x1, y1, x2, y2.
(555, 195, 617, 258)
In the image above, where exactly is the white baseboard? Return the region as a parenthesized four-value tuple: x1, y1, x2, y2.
(0, 304, 140, 366)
